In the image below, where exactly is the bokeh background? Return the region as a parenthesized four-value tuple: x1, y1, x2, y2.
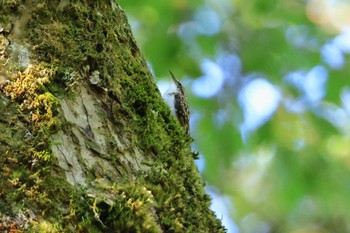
(120, 0, 350, 232)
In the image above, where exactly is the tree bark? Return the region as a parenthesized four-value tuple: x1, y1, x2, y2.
(0, 1, 226, 232)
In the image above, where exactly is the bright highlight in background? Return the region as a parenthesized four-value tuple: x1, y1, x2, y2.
(239, 78, 281, 137)
(192, 59, 225, 98)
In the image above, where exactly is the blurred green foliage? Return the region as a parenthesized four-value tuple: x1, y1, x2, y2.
(121, 0, 350, 232)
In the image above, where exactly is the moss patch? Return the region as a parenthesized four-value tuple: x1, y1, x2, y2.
(0, 0, 225, 232)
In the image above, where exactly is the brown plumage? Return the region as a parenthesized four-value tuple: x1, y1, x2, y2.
(169, 71, 190, 134)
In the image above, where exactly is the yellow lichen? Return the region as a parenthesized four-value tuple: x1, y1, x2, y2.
(1, 64, 58, 132)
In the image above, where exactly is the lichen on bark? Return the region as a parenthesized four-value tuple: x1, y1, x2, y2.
(0, 0, 226, 232)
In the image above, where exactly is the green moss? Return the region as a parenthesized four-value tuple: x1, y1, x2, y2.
(0, 0, 225, 232)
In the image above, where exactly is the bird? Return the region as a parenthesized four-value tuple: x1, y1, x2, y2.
(163, 71, 190, 134)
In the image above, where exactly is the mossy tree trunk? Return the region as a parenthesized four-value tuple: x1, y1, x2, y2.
(0, 1, 226, 232)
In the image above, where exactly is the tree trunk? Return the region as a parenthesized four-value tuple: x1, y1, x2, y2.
(0, 1, 225, 232)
